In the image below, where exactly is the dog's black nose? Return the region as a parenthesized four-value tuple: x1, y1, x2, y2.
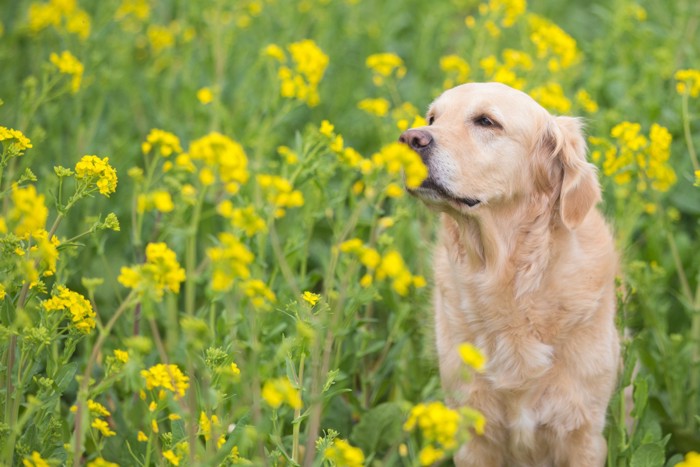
(399, 129, 433, 151)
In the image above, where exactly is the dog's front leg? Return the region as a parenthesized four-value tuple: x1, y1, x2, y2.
(553, 425, 607, 467)
(453, 434, 504, 467)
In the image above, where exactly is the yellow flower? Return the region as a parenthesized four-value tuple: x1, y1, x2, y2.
(263, 43, 285, 61)
(675, 69, 700, 97)
(0, 126, 33, 155)
(257, 174, 304, 217)
(241, 279, 277, 310)
(372, 141, 428, 189)
(404, 401, 461, 450)
(42, 285, 96, 334)
(357, 97, 390, 117)
(219, 204, 267, 236)
(301, 291, 320, 306)
(277, 145, 299, 164)
(87, 399, 111, 417)
(137, 430, 148, 442)
(49, 50, 84, 93)
(189, 132, 249, 193)
(458, 342, 486, 371)
(206, 233, 254, 292)
(142, 129, 182, 156)
(528, 14, 579, 71)
(385, 182, 404, 198)
(529, 82, 571, 113)
(75, 155, 118, 197)
(23, 451, 50, 467)
(418, 445, 445, 466)
(0, 284, 5, 300)
(261, 377, 302, 410)
(230, 362, 241, 375)
(147, 24, 175, 53)
(677, 452, 700, 467)
(319, 120, 335, 137)
(197, 87, 214, 105)
(440, 54, 470, 89)
(86, 457, 119, 467)
(9, 183, 48, 238)
(268, 40, 329, 107)
(113, 349, 129, 363)
(162, 449, 181, 466)
(694, 170, 700, 187)
(92, 418, 116, 437)
(138, 191, 174, 213)
(324, 439, 365, 467)
(366, 53, 406, 85)
(575, 89, 598, 113)
(140, 363, 190, 399)
(118, 242, 186, 300)
(115, 0, 150, 21)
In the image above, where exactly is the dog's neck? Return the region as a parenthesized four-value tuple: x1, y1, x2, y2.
(441, 193, 560, 297)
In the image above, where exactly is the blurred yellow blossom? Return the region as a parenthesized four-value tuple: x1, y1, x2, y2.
(241, 279, 276, 310)
(199, 411, 221, 441)
(372, 141, 428, 189)
(358, 97, 390, 117)
(529, 82, 571, 113)
(262, 377, 302, 409)
(257, 174, 304, 217)
(366, 52, 406, 86)
(118, 242, 186, 300)
(0, 126, 33, 156)
(677, 452, 700, 467)
(675, 69, 700, 97)
(189, 132, 249, 193)
(113, 349, 129, 363)
(142, 129, 182, 157)
(86, 458, 119, 467)
(162, 449, 181, 466)
(137, 191, 175, 214)
(458, 342, 486, 371)
(207, 232, 254, 292)
(42, 285, 96, 333)
(49, 51, 84, 93)
(404, 401, 460, 451)
(267, 39, 329, 107)
(9, 184, 48, 237)
(22, 451, 49, 467)
(440, 54, 470, 89)
(528, 14, 579, 71)
(324, 439, 365, 467)
(575, 89, 598, 113)
(141, 363, 189, 399)
(92, 418, 116, 437)
(197, 87, 214, 105)
(28, 0, 91, 40)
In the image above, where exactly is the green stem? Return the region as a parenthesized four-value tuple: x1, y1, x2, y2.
(185, 187, 207, 316)
(681, 93, 699, 172)
(292, 353, 305, 463)
(73, 291, 137, 467)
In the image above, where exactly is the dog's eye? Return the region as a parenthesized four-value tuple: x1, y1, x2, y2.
(428, 115, 435, 126)
(474, 115, 496, 127)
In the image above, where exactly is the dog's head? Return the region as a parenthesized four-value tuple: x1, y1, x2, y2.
(401, 82, 600, 229)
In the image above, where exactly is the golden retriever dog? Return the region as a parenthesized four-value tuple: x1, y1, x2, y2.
(400, 82, 619, 467)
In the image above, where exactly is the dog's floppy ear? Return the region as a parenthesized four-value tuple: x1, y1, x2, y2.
(552, 116, 601, 230)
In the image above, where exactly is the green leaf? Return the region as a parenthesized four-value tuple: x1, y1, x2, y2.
(631, 376, 649, 419)
(53, 362, 78, 392)
(350, 402, 404, 455)
(630, 442, 665, 467)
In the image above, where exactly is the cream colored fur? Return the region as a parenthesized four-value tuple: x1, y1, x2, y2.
(406, 83, 619, 467)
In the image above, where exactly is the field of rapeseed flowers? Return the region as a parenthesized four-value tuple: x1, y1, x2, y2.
(0, 0, 699, 465)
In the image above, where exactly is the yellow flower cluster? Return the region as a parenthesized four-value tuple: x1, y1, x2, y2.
(199, 411, 221, 441)
(197, 87, 214, 105)
(49, 50, 84, 94)
(404, 401, 460, 465)
(265, 39, 329, 107)
(575, 89, 599, 113)
(23, 451, 49, 467)
(91, 418, 116, 437)
(483, 0, 527, 27)
(137, 190, 175, 213)
(340, 239, 426, 296)
(458, 342, 486, 372)
(142, 129, 183, 157)
(677, 452, 700, 467)
(528, 14, 579, 72)
(324, 439, 365, 467)
(140, 363, 190, 399)
(241, 279, 276, 310)
(529, 82, 571, 114)
(479, 49, 533, 90)
(42, 285, 96, 334)
(217, 201, 267, 236)
(0, 126, 33, 156)
(189, 132, 249, 193)
(366, 52, 406, 86)
(257, 174, 304, 218)
(440, 55, 470, 89)
(29, 229, 60, 279)
(75, 155, 118, 197)
(594, 122, 676, 192)
(261, 377, 302, 409)
(28, 0, 91, 40)
(675, 69, 700, 97)
(9, 184, 48, 238)
(118, 242, 186, 300)
(357, 97, 390, 117)
(115, 0, 150, 21)
(86, 458, 119, 467)
(318, 120, 372, 174)
(372, 141, 428, 190)
(392, 102, 428, 132)
(207, 232, 254, 292)
(301, 291, 320, 306)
